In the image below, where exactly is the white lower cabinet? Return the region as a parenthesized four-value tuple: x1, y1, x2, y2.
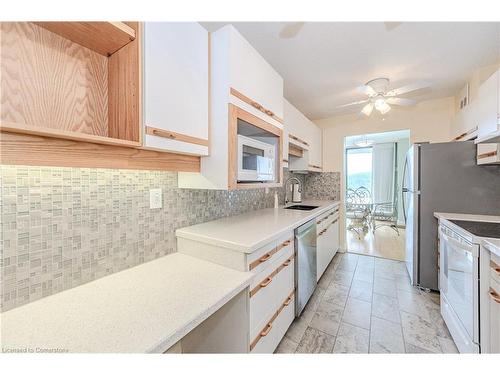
(250, 293, 295, 353)
(249, 249, 294, 337)
(488, 276, 500, 353)
(316, 207, 340, 281)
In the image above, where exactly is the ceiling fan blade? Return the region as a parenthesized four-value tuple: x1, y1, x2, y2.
(386, 97, 417, 106)
(386, 82, 429, 96)
(361, 103, 374, 116)
(337, 99, 369, 108)
(357, 85, 377, 96)
(279, 22, 305, 39)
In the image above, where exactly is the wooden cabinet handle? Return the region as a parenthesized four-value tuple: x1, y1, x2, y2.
(490, 261, 500, 275)
(282, 240, 291, 246)
(260, 276, 273, 288)
(251, 101, 263, 110)
(283, 296, 293, 306)
(260, 323, 273, 337)
(489, 288, 500, 304)
(259, 253, 272, 263)
(283, 259, 291, 266)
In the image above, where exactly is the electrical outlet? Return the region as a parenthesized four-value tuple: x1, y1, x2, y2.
(149, 188, 163, 209)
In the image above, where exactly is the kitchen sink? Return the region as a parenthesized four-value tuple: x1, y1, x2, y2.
(284, 204, 319, 211)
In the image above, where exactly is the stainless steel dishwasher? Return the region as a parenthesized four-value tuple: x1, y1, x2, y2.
(295, 219, 317, 316)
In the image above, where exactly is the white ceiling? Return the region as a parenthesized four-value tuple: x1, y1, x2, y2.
(345, 129, 410, 148)
(201, 22, 500, 120)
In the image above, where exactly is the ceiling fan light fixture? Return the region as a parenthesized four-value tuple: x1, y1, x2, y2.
(378, 102, 391, 114)
(355, 137, 374, 147)
(361, 103, 374, 116)
(374, 97, 386, 110)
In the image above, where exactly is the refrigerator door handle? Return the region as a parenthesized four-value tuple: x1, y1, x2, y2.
(402, 158, 408, 224)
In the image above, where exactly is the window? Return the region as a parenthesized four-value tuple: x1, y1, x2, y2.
(346, 147, 373, 191)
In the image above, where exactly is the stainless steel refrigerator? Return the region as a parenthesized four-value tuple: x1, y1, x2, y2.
(402, 141, 500, 291)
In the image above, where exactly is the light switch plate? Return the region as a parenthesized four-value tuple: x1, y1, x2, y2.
(149, 188, 163, 209)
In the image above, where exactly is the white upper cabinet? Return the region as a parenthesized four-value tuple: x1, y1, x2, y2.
(178, 25, 284, 190)
(309, 124, 322, 170)
(284, 99, 310, 147)
(476, 68, 500, 142)
(451, 102, 478, 141)
(284, 99, 322, 171)
(143, 22, 210, 156)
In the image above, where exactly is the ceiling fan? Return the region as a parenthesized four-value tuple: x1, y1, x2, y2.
(338, 78, 429, 116)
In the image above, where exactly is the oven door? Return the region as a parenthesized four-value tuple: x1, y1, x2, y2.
(439, 225, 479, 343)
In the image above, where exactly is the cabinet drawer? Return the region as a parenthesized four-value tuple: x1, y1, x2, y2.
(316, 206, 340, 232)
(249, 255, 295, 337)
(250, 291, 295, 353)
(477, 143, 500, 165)
(247, 231, 294, 274)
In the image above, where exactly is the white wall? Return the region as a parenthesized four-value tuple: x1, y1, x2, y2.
(315, 96, 455, 251)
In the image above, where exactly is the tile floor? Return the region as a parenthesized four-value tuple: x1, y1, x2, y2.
(275, 252, 459, 354)
(347, 226, 406, 261)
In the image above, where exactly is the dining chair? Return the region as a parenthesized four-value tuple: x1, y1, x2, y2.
(345, 187, 371, 239)
(372, 194, 399, 235)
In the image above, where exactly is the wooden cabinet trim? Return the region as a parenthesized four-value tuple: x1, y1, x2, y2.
(230, 87, 284, 124)
(249, 290, 295, 351)
(228, 103, 283, 190)
(145, 126, 209, 147)
(288, 145, 303, 158)
(0, 131, 200, 172)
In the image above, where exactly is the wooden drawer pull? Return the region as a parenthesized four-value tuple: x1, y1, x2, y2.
(478, 151, 498, 159)
(259, 253, 272, 263)
(260, 323, 273, 337)
(489, 288, 500, 304)
(283, 259, 291, 266)
(283, 296, 293, 306)
(282, 240, 291, 246)
(490, 261, 500, 275)
(260, 277, 273, 288)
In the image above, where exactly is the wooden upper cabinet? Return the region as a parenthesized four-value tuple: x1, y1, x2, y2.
(142, 22, 210, 156)
(0, 22, 141, 147)
(34, 22, 136, 56)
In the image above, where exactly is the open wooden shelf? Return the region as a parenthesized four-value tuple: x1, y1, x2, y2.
(1, 22, 141, 158)
(0, 123, 141, 148)
(34, 22, 136, 56)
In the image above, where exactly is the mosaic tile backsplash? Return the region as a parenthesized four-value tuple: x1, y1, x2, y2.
(0, 166, 339, 311)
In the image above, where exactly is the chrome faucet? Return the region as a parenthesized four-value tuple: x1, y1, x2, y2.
(284, 177, 302, 205)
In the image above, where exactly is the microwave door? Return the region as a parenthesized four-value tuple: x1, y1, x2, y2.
(256, 156, 274, 181)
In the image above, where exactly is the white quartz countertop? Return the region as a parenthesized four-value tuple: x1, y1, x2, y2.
(434, 212, 500, 223)
(434, 212, 500, 257)
(176, 200, 340, 253)
(0, 253, 252, 353)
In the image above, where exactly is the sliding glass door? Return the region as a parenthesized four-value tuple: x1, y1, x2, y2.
(346, 147, 373, 191)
